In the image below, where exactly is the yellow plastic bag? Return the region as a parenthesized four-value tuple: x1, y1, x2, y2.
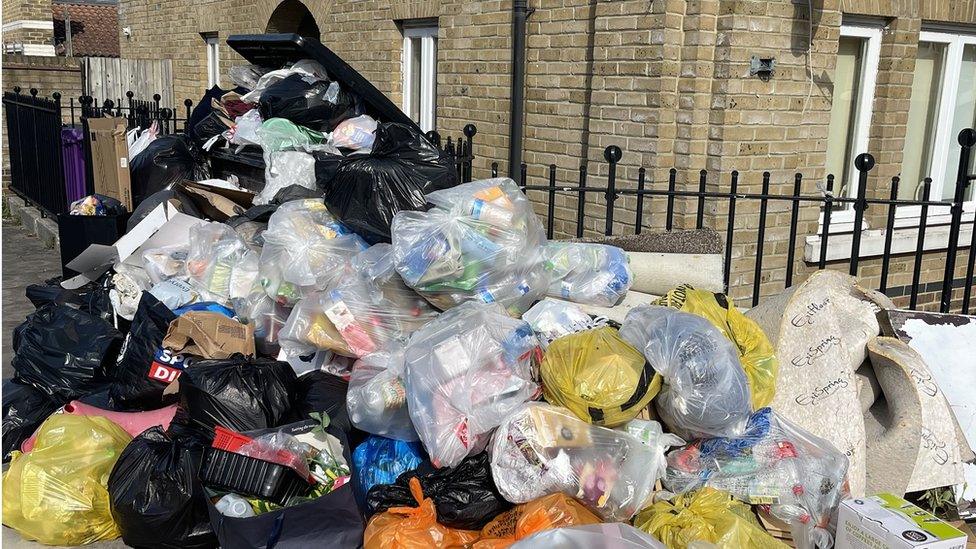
(475, 493, 601, 548)
(2, 414, 132, 545)
(364, 477, 482, 549)
(654, 284, 778, 408)
(541, 326, 661, 426)
(633, 487, 787, 549)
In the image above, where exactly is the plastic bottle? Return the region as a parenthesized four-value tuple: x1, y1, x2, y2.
(215, 493, 255, 518)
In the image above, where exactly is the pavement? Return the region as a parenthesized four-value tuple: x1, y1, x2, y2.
(2, 213, 128, 549)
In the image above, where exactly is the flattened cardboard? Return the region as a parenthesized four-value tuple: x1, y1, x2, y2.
(837, 494, 967, 549)
(162, 311, 256, 359)
(180, 180, 254, 221)
(87, 117, 132, 209)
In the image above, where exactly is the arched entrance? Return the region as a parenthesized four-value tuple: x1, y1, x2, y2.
(265, 0, 320, 40)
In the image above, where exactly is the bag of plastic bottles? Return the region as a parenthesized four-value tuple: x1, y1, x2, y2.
(521, 298, 605, 348)
(391, 178, 549, 315)
(664, 408, 849, 549)
(258, 199, 368, 305)
(348, 342, 419, 440)
(475, 493, 601, 548)
(541, 326, 660, 427)
(2, 414, 132, 545)
(633, 487, 787, 549)
(542, 242, 632, 307)
(619, 306, 752, 439)
(185, 222, 260, 302)
(403, 301, 541, 468)
(364, 477, 482, 549)
(353, 436, 426, 506)
(511, 523, 667, 549)
(654, 285, 778, 409)
(489, 403, 673, 521)
(330, 114, 378, 151)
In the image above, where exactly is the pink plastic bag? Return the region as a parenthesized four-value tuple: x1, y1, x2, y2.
(20, 401, 177, 453)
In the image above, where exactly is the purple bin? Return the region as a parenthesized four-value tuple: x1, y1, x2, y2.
(62, 127, 88, 204)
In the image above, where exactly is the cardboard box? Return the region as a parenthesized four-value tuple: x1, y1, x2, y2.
(87, 117, 132, 210)
(837, 494, 967, 549)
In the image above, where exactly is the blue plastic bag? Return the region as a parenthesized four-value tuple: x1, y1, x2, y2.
(352, 436, 425, 507)
(173, 301, 236, 318)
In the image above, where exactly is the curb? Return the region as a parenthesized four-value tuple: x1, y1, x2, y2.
(4, 194, 59, 249)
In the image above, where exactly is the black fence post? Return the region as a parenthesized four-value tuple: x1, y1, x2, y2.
(546, 164, 556, 239)
(696, 169, 706, 229)
(723, 170, 738, 292)
(785, 173, 802, 288)
(426, 130, 441, 148)
(849, 153, 874, 276)
(910, 179, 932, 310)
(635, 167, 645, 234)
(519, 162, 527, 191)
(604, 145, 621, 236)
(184, 98, 193, 132)
(879, 177, 899, 294)
(463, 124, 477, 183)
(666, 168, 676, 231)
(819, 175, 834, 269)
(576, 163, 587, 238)
(942, 129, 976, 313)
(491, 161, 498, 178)
(752, 172, 770, 306)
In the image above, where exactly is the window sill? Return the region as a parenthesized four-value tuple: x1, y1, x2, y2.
(803, 224, 975, 263)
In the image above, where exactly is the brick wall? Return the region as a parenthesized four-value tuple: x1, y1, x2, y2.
(112, 0, 976, 310)
(1, 54, 83, 187)
(2, 0, 55, 48)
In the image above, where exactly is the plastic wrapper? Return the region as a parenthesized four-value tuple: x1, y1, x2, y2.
(12, 303, 121, 401)
(2, 414, 132, 545)
(258, 73, 360, 132)
(331, 114, 378, 151)
(490, 403, 671, 521)
(144, 245, 190, 284)
(233, 291, 290, 357)
(107, 426, 216, 549)
(475, 493, 601, 548)
(364, 477, 481, 549)
(128, 123, 158, 160)
(319, 123, 459, 243)
(258, 199, 368, 305)
(391, 178, 548, 315)
(178, 356, 298, 432)
(110, 292, 180, 410)
(348, 342, 419, 440)
(654, 285, 778, 409)
(510, 523, 666, 549)
(353, 436, 426, 506)
(634, 487, 787, 549)
(542, 242, 632, 307)
(129, 134, 209, 207)
(185, 222, 260, 302)
(257, 150, 318, 205)
(521, 298, 604, 348)
(663, 408, 849, 548)
(236, 431, 313, 481)
(241, 60, 329, 102)
(619, 306, 752, 439)
(366, 451, 511, 530)
(149, 278, 200, 310)
(2, 379, 60, 462)
(541, 326, 660, 427)
(227, 108, 263, 148)
(257, 116, 325, 155)
(110, 263, 151, 320)
(403, 301, 540, 468)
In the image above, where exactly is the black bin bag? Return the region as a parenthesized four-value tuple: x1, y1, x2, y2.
(205, 422, 364, 549)
(365, 451, 511, 530)
(12, 303, 121, 401)
(2, 379, 61, 462)
(25, 274, 114, 322)
(109, 293, 179, 410)
(108, 427, 217, 549)
(178, 356, 298, 433)
(258, 73, 360, 132)
(316, 122, 459, 243)
(130, 134, 210, 208)
(295, 370, 365, 448)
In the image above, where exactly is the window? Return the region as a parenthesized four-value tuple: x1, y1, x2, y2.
(824, 24, 882, 221)
(900, 29, 976, 215)
(402, 24, 437, 132)
(204, 34, 220, 89)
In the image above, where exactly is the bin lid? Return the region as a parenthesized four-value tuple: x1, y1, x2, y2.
(226, 33, 420, 133)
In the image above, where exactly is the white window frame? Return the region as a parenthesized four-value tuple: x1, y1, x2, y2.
(895, 29, 976, 227)
(205, 35, 220, 89)
(820, 24, 883, 230)
(402, 25, 438, 132)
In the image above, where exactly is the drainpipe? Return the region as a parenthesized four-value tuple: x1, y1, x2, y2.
(508, 0, 529, 179)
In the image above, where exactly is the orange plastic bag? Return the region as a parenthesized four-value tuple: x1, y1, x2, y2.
(474, 493, 601, 549)
(364, 477, 482, 549)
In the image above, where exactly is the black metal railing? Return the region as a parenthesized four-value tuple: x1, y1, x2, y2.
(3, 89, 68, 215)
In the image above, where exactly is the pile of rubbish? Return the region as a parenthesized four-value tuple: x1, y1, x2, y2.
(4, 35, 973, 549)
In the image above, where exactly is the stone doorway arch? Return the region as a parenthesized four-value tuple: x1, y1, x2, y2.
(265, 0, 320, 40)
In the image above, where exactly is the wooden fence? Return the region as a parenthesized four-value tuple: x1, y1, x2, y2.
(82, 57, 173, 108)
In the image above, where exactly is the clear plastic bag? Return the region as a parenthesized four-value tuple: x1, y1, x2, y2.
(331, 114, 378, 151)
(258, 199, 368, 305)
(489, 403, 667, 521)
(663, 408, 849, 549)
(240, 59, 329, 103)
(227, 108, 263, 148)
(185, 221, 260, 302)
(511, 523, 667, 549)
(143, 244, 189, 285)
(619, 306, 752, 439)
(541, 326, 660, 427)
(347, 341, 417, 441)
(521, 298, 606, 348)
(404, 301, 541, 468)
(257, 150, 318, 206)
(278, 292, 355, 357)
(391, 178, 549, 316)
(543, 242, 632, 307)
(634, 487, 787, 549)
(236, 431, 313, 481)
(233, 291, 291, 357)
(228, 64, 270, 90)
